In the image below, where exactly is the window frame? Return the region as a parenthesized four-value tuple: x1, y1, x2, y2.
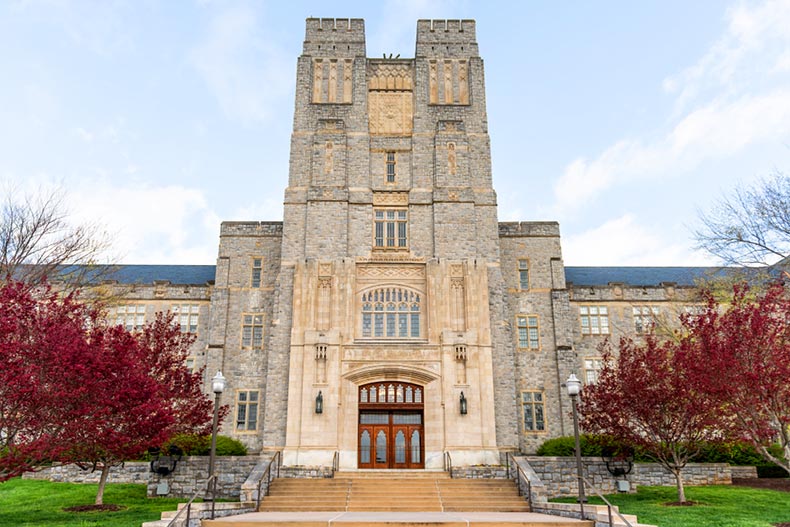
(516, 314, 540, 350)
(521, 390, 546, 433)
(360, 286, 422, 339)
(172, 303, 200, 333)
(386, 151, 396, 183)
(235, 389, 259, 432)
(517, 259, 530, 290)
(241, 313, 265, 349)
(373, 208, 408, 250)
(633, 305, 660, 334)
(111, 304, 147, 332)
(584, 357, 603, 384)
(251, 257, 263, 288)
(579, 305, 610, 336)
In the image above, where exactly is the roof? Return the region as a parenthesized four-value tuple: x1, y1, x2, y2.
(62, 265, 217, 285)
(564, 267, 725, 287)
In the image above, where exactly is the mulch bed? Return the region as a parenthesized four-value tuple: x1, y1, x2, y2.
(732, 477, 790, 493)
(732, 478, 790, 527)
(63, 504, 126, 512)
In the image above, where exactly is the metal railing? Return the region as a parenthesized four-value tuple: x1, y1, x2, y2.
(255, 450, 282, 510)
(332, 451, 339, 476)
(580, 475, 633, 527)
(506, 452, 532, 512)
(443, 451, 453, 478)
(166, 474, 216, 527)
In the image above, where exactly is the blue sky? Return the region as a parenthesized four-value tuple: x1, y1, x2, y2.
(2, 0, 789, 265)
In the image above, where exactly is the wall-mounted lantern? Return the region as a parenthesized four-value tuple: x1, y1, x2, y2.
(315, 390, 324, 414)
(149, 445, 184, 476)
(459, 391, 468, 415)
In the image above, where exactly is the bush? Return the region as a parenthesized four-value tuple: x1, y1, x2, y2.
(162, 434, 247, 456)
(536, 435, 604, 457)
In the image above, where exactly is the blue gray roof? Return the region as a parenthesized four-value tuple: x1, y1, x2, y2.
(65, 265, 217, 285)
(564, 267, 725, 287)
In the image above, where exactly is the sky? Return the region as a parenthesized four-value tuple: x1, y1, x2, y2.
(2, 0, 790, 266)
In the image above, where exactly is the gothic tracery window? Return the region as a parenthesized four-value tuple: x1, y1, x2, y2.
(361, 287, 421, 338)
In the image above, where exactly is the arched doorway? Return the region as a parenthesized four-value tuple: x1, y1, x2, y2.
(358, 381, 424, 469)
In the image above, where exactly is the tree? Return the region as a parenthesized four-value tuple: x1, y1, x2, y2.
(681, 283, 790, 476)
(694, 171, 790, 267)
(60, 312, 218, 505)
(0, 280, 219, 506)
(0, 280, 98, 480)
(580, 336, 722, 504)
(0, 186, 110, 286)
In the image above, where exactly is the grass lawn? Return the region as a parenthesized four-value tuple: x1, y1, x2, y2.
(0, 478, 187, 527)
(553, 485, 790, 527)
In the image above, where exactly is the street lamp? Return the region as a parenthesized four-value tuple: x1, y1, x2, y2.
(566, 373, 586, 517)
(207, 371, 225, 519)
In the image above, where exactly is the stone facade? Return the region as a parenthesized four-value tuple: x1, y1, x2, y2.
(97, 18, 715, 471)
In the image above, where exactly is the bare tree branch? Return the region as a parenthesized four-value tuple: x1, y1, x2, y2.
(695, 171, 790, 267)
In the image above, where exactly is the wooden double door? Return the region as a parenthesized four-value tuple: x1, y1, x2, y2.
(357, 381, 425, 469)
(358, 411, 424, 469)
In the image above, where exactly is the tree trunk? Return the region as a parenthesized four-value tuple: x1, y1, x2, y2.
(95, 464, 110, 505)
(674, 469, 686, 504)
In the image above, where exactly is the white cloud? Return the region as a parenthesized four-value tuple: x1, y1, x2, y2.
(562, 214, 714, 266)
(68, 181, 221, 264)
(553, 0, 790, 216)
(190, 5, 292, 123)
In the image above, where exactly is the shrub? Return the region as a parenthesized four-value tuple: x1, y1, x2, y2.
(162, 434, 247, 456)
(536, 435, 604, 457)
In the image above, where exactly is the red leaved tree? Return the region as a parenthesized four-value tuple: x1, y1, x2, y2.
(0, 280, 219, 506)
(681, 283, 790, 475)
(580, 336, 722, 504)
(60, 312, 218, 505)
(0, 281, 101, 480)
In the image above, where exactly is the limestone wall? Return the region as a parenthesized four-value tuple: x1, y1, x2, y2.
(524, 456, 732, 497)
(23, 462, 150, 484)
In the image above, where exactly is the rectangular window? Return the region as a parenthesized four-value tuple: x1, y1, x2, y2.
(633, 305, 660, 334)
(386, 152, 396, 183)
(584, 357, 603, 384)
(112, 304, 146, 331)
(241, 314, 264, 349)
(172, 304, 199, 333)
(518, 259, 529, 290)
(374, 209, 408, 248)
(517, 315, 540, 349)
(522, 391, 545, 432)
(236, 390, 259, 431)
(579, 305, 609, 335)
(251, 258, 263, 288)
(185, 357, 196, 373)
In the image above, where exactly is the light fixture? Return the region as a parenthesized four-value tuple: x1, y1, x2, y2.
(315, 390, 324, 414)
(211, 371, 226, 394)
(565, 373, 587, 514)
(459, 391, 468, 415)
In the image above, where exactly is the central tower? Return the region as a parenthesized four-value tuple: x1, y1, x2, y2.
(275, 18, 517, 469)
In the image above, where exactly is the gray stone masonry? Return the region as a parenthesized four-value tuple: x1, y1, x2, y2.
(23, 462, 150, 484)
(525, 456, 731, 497)
(147, 456, 259, 499)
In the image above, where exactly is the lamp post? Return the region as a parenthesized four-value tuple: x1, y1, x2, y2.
(207, 371, 225, 519)
(566, 373, 586, 517)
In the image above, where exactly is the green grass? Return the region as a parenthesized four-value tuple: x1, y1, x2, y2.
(553, 485, 790, 527)
(0, 478, 187, 527)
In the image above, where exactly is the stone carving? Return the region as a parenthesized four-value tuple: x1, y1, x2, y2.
(356, 265, 425, 279)
(443, 60, 453, 104)
(458, 60, 469, 104)
(450, 264, 464, 277)
(318, 263, 333, 277)
(343, 59, 353, 103)
(313, 59, 323, 103)
(429, 61, 438, 104)
(328, 61, 338, 103)
(324, 141, 334, 175)
(448, 142, 457, 175)
(372, 191, 408, 206)
(368, 92, 413, 135)
(368, 62, 413, 91)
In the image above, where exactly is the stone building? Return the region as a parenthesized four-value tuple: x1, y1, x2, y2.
(99, 19, 712, 469)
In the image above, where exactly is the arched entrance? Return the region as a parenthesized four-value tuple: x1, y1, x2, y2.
(358, 382, 424, 469)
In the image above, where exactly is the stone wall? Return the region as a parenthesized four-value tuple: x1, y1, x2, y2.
(523, 456, 731, 497)
(148, 456, 259, 499)
(23, 462, 150, 484)
(451, 465, 509, 479)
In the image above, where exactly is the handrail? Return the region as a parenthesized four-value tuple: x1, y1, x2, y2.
(506, 452, 532, 512)
(443, 451, 453, 478)
(332, 451, 339, 476)
(255, 450, 282, 510)
(581, 475, 633, 527)
(166, 474, 216, 527)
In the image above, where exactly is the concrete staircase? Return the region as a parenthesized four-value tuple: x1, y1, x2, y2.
(257, 471, 531, 513)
